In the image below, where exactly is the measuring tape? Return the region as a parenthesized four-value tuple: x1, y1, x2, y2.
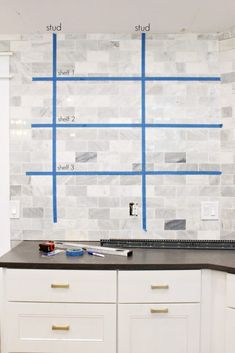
(66, 248, 84, 257)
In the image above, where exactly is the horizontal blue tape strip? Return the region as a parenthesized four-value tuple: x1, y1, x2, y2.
(147, 171, 222, 175)
(32, 77, 53, 81)
(31, 123, 223, 129)
(32, 76, 221, 82)
(33, 77, 141, 81)
(57, 77, 141, 81)
(57, 171, 141, 176)
(26, 171, 53, 176)
(146, 77, 221, 81)
(26, 171, 142, 176)
(32, 123, 141, 128)
(148, 123, 223, 128)
(26, 170, 222, 176)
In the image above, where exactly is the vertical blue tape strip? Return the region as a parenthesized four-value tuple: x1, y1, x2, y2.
(141, 33, 147, 232)
(52, 33, 57, 223)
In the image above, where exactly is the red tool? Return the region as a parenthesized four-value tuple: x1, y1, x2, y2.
(39, 241, 55, 253)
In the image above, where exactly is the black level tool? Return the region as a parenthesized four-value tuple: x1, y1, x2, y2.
(100, 239, 235, 250)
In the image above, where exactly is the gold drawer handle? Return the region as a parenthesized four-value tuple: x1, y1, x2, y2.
(52, 325, 70, 331)
(151, 284, 169, 289)
(150, 308, 168, 314)
(51, 283, 70, 289)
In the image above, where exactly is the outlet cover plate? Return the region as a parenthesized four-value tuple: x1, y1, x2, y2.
(201, 201, 219, 220)
(10, 200, 20, 219)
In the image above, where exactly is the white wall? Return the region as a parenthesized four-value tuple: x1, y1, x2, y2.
(0, 53, 11, 255)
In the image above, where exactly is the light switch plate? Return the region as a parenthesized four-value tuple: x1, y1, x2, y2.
(10, 200, 20, 219)
(201, 201, 219, 220)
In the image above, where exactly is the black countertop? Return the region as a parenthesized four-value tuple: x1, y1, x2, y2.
(1, 241, 235, 273)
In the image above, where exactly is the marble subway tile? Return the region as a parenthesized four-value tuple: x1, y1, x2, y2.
(0, 40, 10, 51)
(222, 106, 233, 117)
(98, 219, 120, 230)
(155, 209, 176, 219)
(165, 152, 186, 163)
(199, 164, 220, 171)
(75, 152, 97, 163)
(222, 72, 235, 83)
(23, 208, 43, 218)
(221, 186, 235, 197)
(209, 175, 220, 185)
(89, 208, 110, 219)
(164, 219, 186, 230)
(99, 197, 120, 207)
(10, 186, 21, 197)
(66, 185, 87, 197)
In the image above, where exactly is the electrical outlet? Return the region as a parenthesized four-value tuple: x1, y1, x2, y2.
(10, 200, 20, 219)
(201, 201, 219, 220)
(129, 202, 138, 216)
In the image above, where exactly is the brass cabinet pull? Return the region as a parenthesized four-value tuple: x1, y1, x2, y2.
(150, 308, 168, 314)
(52, 325, 70, 331)
(151, 284, 169, 289)
(51, 283, 70, 289)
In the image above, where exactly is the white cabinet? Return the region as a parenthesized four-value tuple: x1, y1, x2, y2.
(6, 269, 116, 302)
(119, 303, 200, 353)
(118, 270, 201, 353)
(118, 270, 201, 303)
(2, 269, 116, 353)
(6, 302, 116, 353)
(225, 274, 235, 353)
(225, 308, 235, 353)
(1, 268, 202, 353)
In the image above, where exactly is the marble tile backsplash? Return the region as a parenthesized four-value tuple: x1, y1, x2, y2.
(4, 30, 235, 240)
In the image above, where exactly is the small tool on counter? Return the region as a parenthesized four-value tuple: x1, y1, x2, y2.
(66, 248, 84, 257)
(41, 249, 64, 257)
(88, 251, 105, 258)
(55, 242, 133, 257)
(39, 241, 55, 253)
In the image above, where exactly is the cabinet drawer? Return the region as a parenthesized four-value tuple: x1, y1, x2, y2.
(6, 269, 116, 303)
(118, 303, 200, 353)
(226, 274, 235, 308)
(6, 302, 116, 353)
(119, 270, 201, 303)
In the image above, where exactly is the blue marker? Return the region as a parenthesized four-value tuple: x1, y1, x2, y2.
(88, 251, 105, 258)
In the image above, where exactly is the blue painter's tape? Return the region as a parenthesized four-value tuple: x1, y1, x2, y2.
(32, 77, 53, 81)
(57, 76, 141, 81)
(32, 76, 221, 82)
(146, 171, 222, 175)
(26, 170, 222, 177)
(56, 171, 142, 176)
(141, 33, 147, 232)
(146, 123, 223, 129)
(31, 123, 223, 129)
(146, 76, 221, 81)
(26, 171, 53, 176)
(52, 33, 57, 223)
(66, 248, 84, 257)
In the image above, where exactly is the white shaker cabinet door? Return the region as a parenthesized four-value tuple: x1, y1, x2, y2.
(225, 308, 235, 353)
(118, 303, 200, 353)
(6, 302, 116, 353)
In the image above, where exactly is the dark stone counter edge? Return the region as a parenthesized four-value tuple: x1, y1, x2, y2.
(1, 262, 235, 273)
